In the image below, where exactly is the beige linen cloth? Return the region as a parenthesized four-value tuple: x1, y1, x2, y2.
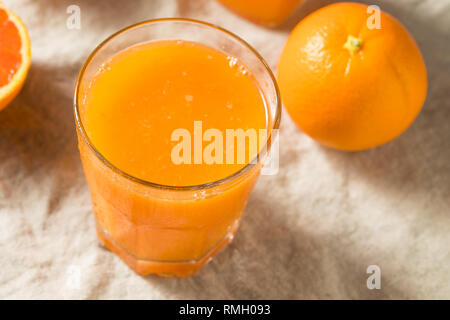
(0, 0, 449, 299)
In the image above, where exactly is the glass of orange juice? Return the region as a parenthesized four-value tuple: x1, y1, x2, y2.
(74, 19, 281, 277)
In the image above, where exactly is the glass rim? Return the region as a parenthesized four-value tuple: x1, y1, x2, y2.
(73, 18, 281, 191)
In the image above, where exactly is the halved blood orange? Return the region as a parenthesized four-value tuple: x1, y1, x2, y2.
(0, 2, 31, 111)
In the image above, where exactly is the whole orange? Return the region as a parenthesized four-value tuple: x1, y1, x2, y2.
(216, 0, 303, 26)
(277, 2, 427, 151)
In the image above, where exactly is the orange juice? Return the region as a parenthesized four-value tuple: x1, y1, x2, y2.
(82, 41, 266, 186)
(75, 19, 280, 277)
(217, 0, 302, 26)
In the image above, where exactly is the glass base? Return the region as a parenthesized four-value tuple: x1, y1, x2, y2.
(95, 221, 239, 277)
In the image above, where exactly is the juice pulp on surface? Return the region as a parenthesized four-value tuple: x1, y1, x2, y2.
(82, 40, 267, 186)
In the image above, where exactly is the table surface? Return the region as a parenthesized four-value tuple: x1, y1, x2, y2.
(1, 0, 449, 299)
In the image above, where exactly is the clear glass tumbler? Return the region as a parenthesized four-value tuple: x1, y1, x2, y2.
(74, 19, 281, 277)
